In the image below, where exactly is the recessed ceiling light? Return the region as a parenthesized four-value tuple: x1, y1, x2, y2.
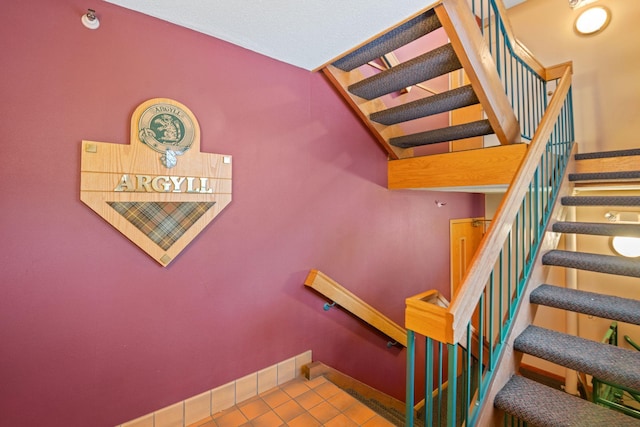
(575, 6, 610, 35)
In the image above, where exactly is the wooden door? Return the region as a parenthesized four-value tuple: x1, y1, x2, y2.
(450, 217, 486, 298)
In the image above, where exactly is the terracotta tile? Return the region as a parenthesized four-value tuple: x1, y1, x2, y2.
(313, 381, 341, 399)
(286, 412, 321, 427)
(307, 401, 340, 424)
(272, 399, 305, 422)
(323, 413, 358, 427)
(327, 391, 359, 411)
(213, 405, 235, 418)
(305, 376, 327, 389)
(281, 379, 310, 398)
(214, 408, 248, 427)
(361, 414, 396, 426)
(251, 410, 285, 427)
(261, 389, 290, 409)
(238, 398, 271, 420)
(294, 389, 324, 410)
(343, 402, 377, 424)
(190, 420, 217, 427)
(186, 415, 214, 427)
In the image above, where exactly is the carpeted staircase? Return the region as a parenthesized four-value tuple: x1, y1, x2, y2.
(324, 6, 517, 161)
(494, 149, 640, 426)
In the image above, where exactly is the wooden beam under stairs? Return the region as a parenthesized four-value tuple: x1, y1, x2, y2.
(388, 144, 527, 191)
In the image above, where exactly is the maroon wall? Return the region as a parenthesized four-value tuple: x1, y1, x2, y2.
(0, 1, 484, 425)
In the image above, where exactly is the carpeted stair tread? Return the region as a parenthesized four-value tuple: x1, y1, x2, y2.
(348, 44, 461, 100)
(575, 148, 640, 160)
(531, 284, 640, 325)
(569, 171, 640, 182)
(332, 11, 442, 72)
(370, 85, 479, 125)
(389, 119, 492, 148)
(514, 325, 640, 390)
(561, 196, 640, 206)
(494, 375, 640, 426)
(553, 221, 640, 237)
(542, 250, 640, 278)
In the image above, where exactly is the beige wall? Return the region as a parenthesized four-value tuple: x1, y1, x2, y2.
(508, 0, 640, 154)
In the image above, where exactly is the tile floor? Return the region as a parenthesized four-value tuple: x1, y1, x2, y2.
(187, 375, 396, 427)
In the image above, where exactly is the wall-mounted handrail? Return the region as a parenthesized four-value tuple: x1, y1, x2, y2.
(304, 269, 407, 347)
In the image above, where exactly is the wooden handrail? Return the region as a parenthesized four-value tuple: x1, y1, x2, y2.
(406, 64, 573, 344)
(304, 269, 407, 347)
(436, 0, 520, 146)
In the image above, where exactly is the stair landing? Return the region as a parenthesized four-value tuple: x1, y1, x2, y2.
(188, 376, 395, 427)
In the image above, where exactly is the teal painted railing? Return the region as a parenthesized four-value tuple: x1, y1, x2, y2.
(405, 0, 575, 425)
(470, 0, 549, 141)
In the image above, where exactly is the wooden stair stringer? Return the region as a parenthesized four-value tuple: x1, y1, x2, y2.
(388, 143, 528, 191)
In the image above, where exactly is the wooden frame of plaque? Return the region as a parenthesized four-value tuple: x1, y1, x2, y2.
(80, 98, 232, 266)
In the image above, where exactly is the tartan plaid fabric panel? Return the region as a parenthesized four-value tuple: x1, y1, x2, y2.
(108, 202, 216, 250)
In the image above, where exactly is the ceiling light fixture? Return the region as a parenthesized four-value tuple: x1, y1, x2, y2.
(574, 5, 610, 35)
(81, 9, 100, 30)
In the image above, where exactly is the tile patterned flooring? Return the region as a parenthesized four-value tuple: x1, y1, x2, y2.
(187, 375, 396, 427)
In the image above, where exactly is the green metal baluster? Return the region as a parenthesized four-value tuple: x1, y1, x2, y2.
(515, 212, 520, 294)
(437, 342, 443, 427)
(499, 251, 504, 342)
(478, 294, 485, 402)
(425, 336, 433, 427)
(465, 322, 472, 426)
(406, 330, 415, 427)
(489, 270, 495, 369)
(447, 343, 458, 427)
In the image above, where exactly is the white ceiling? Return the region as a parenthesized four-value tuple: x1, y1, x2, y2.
(104, 0, 526, 71)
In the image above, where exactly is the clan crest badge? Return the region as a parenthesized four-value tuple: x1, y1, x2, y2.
(138, 102, 195, 168)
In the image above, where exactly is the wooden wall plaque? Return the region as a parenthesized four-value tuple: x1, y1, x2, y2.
(80, 98, 232, 266)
